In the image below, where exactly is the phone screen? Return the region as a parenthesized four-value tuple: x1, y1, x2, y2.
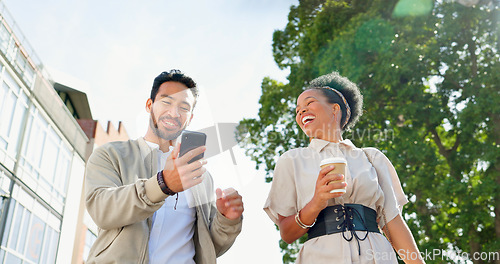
(179, 131, 207, 163)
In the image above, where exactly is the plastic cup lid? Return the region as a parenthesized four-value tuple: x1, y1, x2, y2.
(320, 157, 347, 166)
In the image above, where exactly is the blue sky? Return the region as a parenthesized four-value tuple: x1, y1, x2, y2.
(2, 0, 294, 134)
(2, 0, 298, 263)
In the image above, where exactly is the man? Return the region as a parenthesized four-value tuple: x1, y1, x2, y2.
(85, 70, 243, 264)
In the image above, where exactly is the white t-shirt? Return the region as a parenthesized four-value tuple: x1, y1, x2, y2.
(145, 140, 196, 264)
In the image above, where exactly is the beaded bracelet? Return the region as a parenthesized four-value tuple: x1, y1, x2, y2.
(295, 211, 316, 229)
(156, 170, 177, 196)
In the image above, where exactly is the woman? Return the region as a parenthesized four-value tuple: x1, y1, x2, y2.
(264, 72, 424, 263)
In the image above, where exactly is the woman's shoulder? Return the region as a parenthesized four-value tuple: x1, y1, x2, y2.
(359, 146, 395, 168)
(360, 146, 385, 158)
(273, 147, 316, 169)
(280, 146, 314, 158)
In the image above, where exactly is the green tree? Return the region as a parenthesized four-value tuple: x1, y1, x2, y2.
(238, 0, 500, 263)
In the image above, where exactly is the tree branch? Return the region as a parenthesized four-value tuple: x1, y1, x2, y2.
(469, 228, 483, 264)
(430, 128, 450, 159)
(451, 131, 461, 153)
(430, 127, 462, 180)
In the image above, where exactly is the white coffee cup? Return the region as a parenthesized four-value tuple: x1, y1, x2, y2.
(320, 157, 347, 194)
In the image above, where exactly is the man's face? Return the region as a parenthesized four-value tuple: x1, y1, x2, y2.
(147, 81, 196, 141)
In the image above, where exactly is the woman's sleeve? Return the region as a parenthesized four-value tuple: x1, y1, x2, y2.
(365, 148, 409, 228)
(263, 153, 298, 225)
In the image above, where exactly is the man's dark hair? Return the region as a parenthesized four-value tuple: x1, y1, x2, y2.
(150, 69, 199, 102)
(308, 71, 363, 131)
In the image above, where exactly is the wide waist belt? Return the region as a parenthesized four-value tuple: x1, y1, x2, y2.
(307, 204, 380, 255)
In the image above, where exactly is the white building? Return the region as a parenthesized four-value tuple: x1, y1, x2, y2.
(0, 3, 128, 263)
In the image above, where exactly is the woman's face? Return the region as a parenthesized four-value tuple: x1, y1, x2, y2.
(295, 89, 339, 139)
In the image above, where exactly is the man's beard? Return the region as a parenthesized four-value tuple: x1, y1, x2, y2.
(150, 111, 185, 141)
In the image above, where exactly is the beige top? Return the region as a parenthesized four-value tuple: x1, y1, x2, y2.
(264, 139, 408, 264)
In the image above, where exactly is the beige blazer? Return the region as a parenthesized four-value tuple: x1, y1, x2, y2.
(85, 137, 242, 264)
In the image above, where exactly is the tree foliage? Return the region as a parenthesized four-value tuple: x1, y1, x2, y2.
(238, 0, 500, 263)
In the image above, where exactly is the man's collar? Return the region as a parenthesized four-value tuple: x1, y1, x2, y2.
(142, 137, 175, 153)
(144, 140, 160, 150)
(308, 138, 356, 152)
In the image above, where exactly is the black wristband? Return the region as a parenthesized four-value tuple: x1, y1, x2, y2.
(157, 170, 177, 196)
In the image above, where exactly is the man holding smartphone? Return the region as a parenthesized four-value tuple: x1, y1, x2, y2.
(84, 70, 243, 264)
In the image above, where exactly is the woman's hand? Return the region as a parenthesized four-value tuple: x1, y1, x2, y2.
(277, 165, 347, 244)
(309, 165, 347, 211)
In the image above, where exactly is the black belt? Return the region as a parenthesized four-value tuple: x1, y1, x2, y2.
(307, 204, 380, 255)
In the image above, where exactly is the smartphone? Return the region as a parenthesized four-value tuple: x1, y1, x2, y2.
(179, 131, 207, 164)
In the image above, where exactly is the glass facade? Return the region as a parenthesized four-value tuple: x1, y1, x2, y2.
(0, 186, 59, 264)
(0, 64, 69, 263)
(0, 8, 88, 264)
(0, 19, 35, 87)
(17, 107, 72, 214)
(82, 229, 96, 262)
(0, 67, 29, 170)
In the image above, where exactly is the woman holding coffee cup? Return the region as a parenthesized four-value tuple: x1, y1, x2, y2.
(264, 72, 424, 263)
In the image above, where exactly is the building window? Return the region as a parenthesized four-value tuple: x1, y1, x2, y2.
(0, 21, 35, 87)
(0, 186, 60, 264)
(0, 67, 29, 171)
(16, 108, 72, 214)
(0, 170, 12, 236)
(0, 23, 11, 54)
(82, 229, 96, 263)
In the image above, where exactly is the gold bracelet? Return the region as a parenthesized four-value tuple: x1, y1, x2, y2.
(295, 211, 316, 229)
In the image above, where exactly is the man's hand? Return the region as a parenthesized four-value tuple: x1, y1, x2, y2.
(162, 143, 207, 193)
(216, 188, 244, 220)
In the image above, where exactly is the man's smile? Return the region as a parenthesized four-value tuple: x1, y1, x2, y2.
(160, 117, 181, 130)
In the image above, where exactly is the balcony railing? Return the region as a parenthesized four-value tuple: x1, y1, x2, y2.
(0, 2, 52, 88)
